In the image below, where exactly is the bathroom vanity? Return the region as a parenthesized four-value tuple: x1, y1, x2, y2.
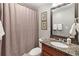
(42, 43, 71, 56)
(41, 39, 79, 56)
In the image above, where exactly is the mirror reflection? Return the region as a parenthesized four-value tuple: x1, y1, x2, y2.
(51, 3, 79, 44)
(52, 4, 75, 37)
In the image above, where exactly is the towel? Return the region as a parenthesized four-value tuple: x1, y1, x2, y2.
(76, 23, 79, 32)
(57, 24, 63, 30)
(0, 20, 5, 40)
(69, 23, 76, 36)
(53, 24, 57, 30)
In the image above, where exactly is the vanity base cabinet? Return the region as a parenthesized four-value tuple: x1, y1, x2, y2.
(42, 43, 71, 56)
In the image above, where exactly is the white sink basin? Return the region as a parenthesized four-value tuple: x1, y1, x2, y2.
(50, 42, 68, 48)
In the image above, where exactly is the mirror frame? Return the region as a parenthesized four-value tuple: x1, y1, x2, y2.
(50, 3, 79, 44)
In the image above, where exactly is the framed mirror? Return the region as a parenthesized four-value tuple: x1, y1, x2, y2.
(50, 3, 79, 44)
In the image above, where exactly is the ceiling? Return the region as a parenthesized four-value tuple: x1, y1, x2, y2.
(19, 3, 52, 10)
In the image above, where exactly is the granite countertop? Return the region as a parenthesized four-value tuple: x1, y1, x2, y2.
(41, 38, 79, 56)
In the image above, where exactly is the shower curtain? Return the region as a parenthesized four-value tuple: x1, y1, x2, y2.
(0, 3, 38, 56)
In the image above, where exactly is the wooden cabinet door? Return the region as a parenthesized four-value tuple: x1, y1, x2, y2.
(42, 43, 71, 56)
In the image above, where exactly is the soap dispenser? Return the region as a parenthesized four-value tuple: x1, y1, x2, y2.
(67, 37, 71, 45)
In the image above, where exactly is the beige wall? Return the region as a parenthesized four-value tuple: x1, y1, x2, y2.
(38, 4, 52, 39)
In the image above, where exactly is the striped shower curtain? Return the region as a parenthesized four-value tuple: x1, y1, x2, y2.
(0, 3, 38, 56)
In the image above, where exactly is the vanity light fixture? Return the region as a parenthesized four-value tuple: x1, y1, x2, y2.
(52, 3, 63, 7)
(52, 3, 72, 9)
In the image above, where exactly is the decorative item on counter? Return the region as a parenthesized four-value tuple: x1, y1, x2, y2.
(67, 36, 71, 45)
